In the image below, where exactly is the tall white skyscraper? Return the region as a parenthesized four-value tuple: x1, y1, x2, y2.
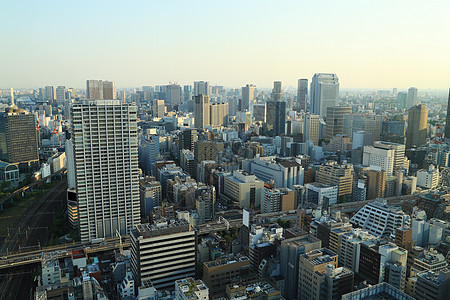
(310, 73, 339, 117)
(194, 81, 210, 96)
(407, 87, 418, 108)
(71, 100, 140, 242)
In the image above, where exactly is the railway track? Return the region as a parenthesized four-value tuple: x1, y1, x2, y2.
(0, 180, 67, 255)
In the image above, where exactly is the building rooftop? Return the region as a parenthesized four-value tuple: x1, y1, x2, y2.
(41, 251, 60, 268)
(418, 269, 450, 285)
(176, 277, 208, 297)
(342, 282, 414, 300)
(133, 219, 193, 239)
(304, 248, 337, 265)
(205, 255, 249, 269)
(227, 281, 279, 298)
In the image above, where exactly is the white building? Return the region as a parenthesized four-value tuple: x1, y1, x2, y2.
(49, 152, 66, 173)
(41, 252, 62, 286)
(305, 182, 338, 207)
(378, 243, 408, 291)
(373, 141, 409, 173)
(130, 220, 196, 290)
(118, 270, 135, 299)
(249, 156, 304, 188)
(363, 145, 395, 175)
(339, 229, 377, 273)
(175, 278, 209, 300)
(223, 170, 264, 209)
(261, 188, 281, 213)
(417, 165, 440, 189)
(350, 201, 410, 237)
(71, 100, 140, 242)
(407, 87, 418, 108)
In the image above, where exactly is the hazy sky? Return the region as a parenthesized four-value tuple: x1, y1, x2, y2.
(1, 0, 449, 89)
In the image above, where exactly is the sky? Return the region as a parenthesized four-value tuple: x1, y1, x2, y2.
(1, 0, 450, 90)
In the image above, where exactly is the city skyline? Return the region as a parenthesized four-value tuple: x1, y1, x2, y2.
(1, 0, 449, 89)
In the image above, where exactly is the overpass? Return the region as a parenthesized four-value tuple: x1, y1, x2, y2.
(0, 237, 129, 270)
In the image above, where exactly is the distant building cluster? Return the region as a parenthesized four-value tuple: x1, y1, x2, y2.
(1, 79, 450, 300)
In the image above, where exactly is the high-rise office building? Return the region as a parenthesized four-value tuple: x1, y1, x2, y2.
(298, 248, 339, 300)
(56, 86, 66, 105)
(71, 100, 140, 242)
(310, 73, 339, 117)
(165, 84, 182, 106)
(86, 80, 116, 100)
(179, 128, 198, 152)
(138, 136, 159, 176)
(38, 87, 45, 101)
(86, 80, 102, 100)
(316, 161, 353, 197)
(194, 81, 209, 96)
(183, 85, 192, 102)
(102, 81, 116, 99)
(241, 84, 256, 111)
(343, 114, 383, 144)
(0, 107, 39, 167)
(280, 235, 321, 299)
(264, 81, 286, 136)
(194, 94, 210, 129)
(209, 102, 229, 126)
(304, 114, 320, 145)
(362, 146, 395, 175)
(139, 179, 162, 216)
(252, 103, 266, 122)
(194, 141, 223, 165)
(272, 81, 282, 101)
(323, 265, 355, 300)
(223, 170, 264, 209)
(397, 92, 407, 109)
(305, 183, 338, 208)
(407, 87, 418, 108)
(152, 99, 165, 118)
(444, 89, 450, 140)
(325, 106, 352, 140)
(406, 104, 428, 149)
(297, 79, 308, 111)
(45, 86, 55, 102)
(130, 220, 196, 290)
(366, 169, 386, 200)
(381, 120, 406, 144)
(261, 188, 281, 213)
